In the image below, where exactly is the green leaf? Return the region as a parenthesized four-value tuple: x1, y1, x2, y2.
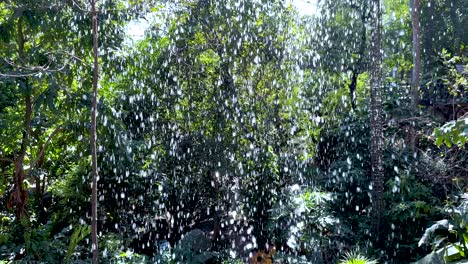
(453, 244, 465, 257)
(66, 225, 91, 264)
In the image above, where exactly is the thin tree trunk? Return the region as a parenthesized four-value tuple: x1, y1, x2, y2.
(90, 0, 99, 262)
(369, 0, 385, 244)
(348, 2, 368, 110)
(411, 0, 420, 111)
(409, 0, 421, 151)
(12, 92, 31, 220)
(449, 0, 462, 51)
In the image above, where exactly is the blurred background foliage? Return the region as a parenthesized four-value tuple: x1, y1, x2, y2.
(0, 0, 467, 263)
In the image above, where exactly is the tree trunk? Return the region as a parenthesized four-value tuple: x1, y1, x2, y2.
(9, 16, 30, 221)
(408, 0, 421, 151)
(410, 0, 420, 112)
(369, 0, 385, 244)
(348, 2, 368, 110)
(90, 0, 99, 263)
(449, 0, 462, 51)
(12, 91, 31, 220)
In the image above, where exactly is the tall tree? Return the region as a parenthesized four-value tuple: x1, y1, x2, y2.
(409, 0, 420, 150)
(90, 0, 99, 262)
(11, 16, 31, 221)
(369, 0, 385, 243)
(449, 0, 463, 51)
(410, 0, 420, 111)
(0, 1, 77, 221)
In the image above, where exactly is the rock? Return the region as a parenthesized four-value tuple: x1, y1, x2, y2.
(411, 252, 444, 264)
(178, 229, 211, 252)
(412, 245, 465, 264)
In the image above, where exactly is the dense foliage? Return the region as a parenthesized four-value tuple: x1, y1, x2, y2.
(0, 0, 467, 263)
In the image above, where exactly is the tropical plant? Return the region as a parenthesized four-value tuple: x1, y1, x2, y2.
(172, 229, 218, 263)
(418, 193, 468, 260)
(66, 225, 91, 263)
(338, 249, 378, 264)
(433, 52, 468, 148)
(268, 185, 339, 259)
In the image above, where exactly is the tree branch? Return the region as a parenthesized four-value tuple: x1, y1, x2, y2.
(0, 157, 14, 163)
(28, 126, 62, 170)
